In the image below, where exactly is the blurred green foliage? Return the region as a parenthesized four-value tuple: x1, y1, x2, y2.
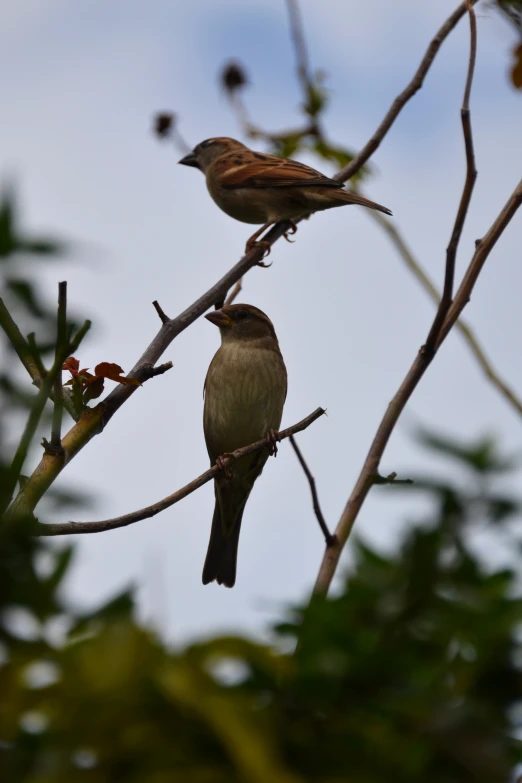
(1, 427, 521, 781)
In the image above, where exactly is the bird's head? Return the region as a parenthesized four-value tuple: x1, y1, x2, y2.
(205, 303, 277, 343)
(178, 137, 246, 174)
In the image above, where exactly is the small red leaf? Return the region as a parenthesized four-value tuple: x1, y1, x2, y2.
(83, 377, 105, 401)
(63, 357, 80, 375)
(94, 362, 141, 386)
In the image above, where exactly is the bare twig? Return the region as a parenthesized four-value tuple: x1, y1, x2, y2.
(286, 0, 312, 93)
(36, 408, 325, 536)
(335, 0, 479, 184)
(0, 299, 43, 383)
(69, 320, 92, 354)
(141, 361, 173, 380)
(424, 1, 477, 352)
(1, 288, 91, 519)
(153, 300, 170, 324)
(26, 332, 47, 378)
(102, 227, 292, 425)
(314, 9, 522, 596)
(50, 282, 67, 450)
(314, 176, 522, 596)
(289, 434, 335, 546)
(0, 298, 82, 421)
(368, 210, 522, 418)
(438, 179, 522, 344)
(224, 278, 243, 306)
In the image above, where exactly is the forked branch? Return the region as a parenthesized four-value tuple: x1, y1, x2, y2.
(314, 4, 522, 596)
(36, 408, 325, 536)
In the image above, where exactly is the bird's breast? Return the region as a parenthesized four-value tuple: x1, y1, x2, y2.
(203, 342, 287, 459)
(206, 178, 270, 224)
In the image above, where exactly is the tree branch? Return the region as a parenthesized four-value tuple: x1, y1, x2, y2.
(0, 298, 43, 383)
(224, 278, 243, 306)
(368, 210, 522, 419)
(314, 8, 522, 596)
(50, 281, 67, 450)
(1, 287, 91, 521)
(424, 1, 477, 352)
(314, 174, 522, 596)
(437, 179, 522, 345)
(335, 0, 479, 184)
(289, 434, 335, 546)
(286, 0, 313, 95)
(35, 408, 326, 536)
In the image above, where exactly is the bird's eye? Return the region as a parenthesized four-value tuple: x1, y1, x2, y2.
(236, 309, 249, 321)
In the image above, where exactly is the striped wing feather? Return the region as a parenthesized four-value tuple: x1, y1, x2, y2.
(219, 155, 342, 190)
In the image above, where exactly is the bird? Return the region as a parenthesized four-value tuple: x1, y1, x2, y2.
(179, 136, 392, 254)
(202, 303, 287, 587)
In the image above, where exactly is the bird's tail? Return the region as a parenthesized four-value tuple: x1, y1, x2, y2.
(202, 499, 247, 588)
(335, 188, 392, 216)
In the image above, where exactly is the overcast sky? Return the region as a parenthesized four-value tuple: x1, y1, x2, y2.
(1, 0, 521, 644)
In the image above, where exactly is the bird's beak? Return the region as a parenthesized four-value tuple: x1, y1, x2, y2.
(178, 151, 200, 169)
(205, 310, 233, 328)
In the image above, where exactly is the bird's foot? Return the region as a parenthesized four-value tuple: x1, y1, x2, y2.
(245, 237, 272, 266)
(265, 428, 281, 457)
(283, 221, 298, 243)
(216, 453, 234, 480)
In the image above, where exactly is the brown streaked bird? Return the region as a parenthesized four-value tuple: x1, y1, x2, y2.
(179, 137, 392, 253)
(203, 303, 287, 587)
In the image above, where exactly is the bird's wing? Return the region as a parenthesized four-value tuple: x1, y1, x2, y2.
(219, 154, 342, 190)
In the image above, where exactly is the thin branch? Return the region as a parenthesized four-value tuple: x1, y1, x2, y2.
(315, 1, 480, 594)
(224, 278, 243, 306)
(314, 176, 522, 596)
(335, 0, 479, 184)
(102, 227, 291, 425)
(424, 1, 477, 352)
(153, 300, 170, 324)
(286, 0, 312, 93)
(50, 282, 67, 450)
(368, 210, 522, 418)
(289, 434, 335, 546)
(26, 333, 47, 378)
(1, 301, 91, 520)
(69, 320, 92, 353)
(141, 361, 173, 380)
(0, 298, 43, 383)
(438, 178, 522, 343)
(0, 298, 82, 422)
(36, 408, 326, 536)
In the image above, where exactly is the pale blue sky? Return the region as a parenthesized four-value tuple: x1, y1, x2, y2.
(1, 0, 521, 643)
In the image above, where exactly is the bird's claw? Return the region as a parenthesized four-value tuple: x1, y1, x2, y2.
(283, 222, 298, 243)
(216, 453, 234, 480)
(245, 238, 272, 265)
(265, 428, 281, 457)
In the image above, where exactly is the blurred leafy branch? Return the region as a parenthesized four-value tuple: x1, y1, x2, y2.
(1, 426, 521, 781)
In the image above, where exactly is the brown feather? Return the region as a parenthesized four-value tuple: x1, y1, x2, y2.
(217, 154, 342, 190)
